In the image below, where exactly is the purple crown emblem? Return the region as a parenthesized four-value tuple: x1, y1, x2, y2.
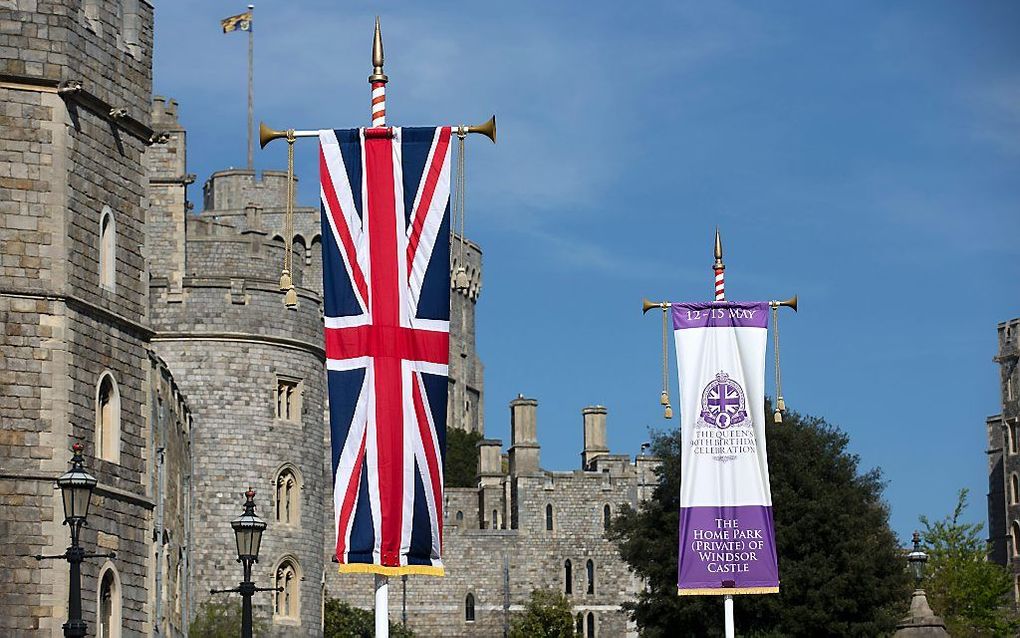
(699, 371, 749, 429)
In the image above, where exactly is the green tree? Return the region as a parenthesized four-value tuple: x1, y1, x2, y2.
(444, 427, 483, 488)
(611, 403, 910, 637)
(189, 600, 267, 638)
(509, 589, 576, 638)
(919, 489, 1019, 637)
(323, 598, 415, 638)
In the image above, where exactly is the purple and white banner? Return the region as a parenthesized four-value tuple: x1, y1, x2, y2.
(673, 301, 779, 595)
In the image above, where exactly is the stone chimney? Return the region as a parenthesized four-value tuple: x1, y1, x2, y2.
(477, 439, 503, 480)
(581, 405, 609, 470)
(508, 395, 539, 476)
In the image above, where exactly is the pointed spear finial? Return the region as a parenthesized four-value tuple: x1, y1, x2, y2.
(714, 227, 724, 270)
(369, 16, 388, 84)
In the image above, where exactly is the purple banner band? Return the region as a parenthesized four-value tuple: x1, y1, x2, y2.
(678, 505, 779, 591)
(672, 302, 770, 330)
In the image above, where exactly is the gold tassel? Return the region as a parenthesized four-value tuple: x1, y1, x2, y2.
(279, 269, 293, 292)
(281, 131, 297, 307)
(660, 306, 673, 420)
(452, 134, 470, 293)
(771, 304, 786, 424)
(454, 266, 470, 292)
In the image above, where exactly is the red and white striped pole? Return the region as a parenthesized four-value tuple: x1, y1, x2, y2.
(369, 16, 388, 127)
(714, 227, 725, 301)
(370, 20, 391, 637)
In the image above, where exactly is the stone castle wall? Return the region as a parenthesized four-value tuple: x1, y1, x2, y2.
(326, 400, 656, 638)
(0, 0, 165, 635)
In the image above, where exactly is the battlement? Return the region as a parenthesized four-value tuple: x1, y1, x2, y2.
(203, 169, 296, 212)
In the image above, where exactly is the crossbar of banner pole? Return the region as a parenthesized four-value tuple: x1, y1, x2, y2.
(258, 117, 497, 148)
(641, 296, 799, 314)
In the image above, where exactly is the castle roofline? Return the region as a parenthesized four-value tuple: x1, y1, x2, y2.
(207, 168, 294, 180)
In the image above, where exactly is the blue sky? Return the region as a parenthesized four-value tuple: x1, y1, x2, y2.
(153, 1, 1020, 541)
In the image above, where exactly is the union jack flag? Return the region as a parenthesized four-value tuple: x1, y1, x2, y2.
(320, 126, 451, 576)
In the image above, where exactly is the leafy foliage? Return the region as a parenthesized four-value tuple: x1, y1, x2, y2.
(919, 489, 1019, 637)
(444, 427, 483, 488)
(611, 403, 910, 637)
(323, 598, 415, 638)
(189, 599, 267, 638)
(508, 589, 576, 638)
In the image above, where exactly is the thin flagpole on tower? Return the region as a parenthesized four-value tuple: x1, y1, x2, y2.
(247, 3, 255, 169)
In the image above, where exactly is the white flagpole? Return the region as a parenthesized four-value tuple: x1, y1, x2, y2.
(375, 574, 390, 637)
(724, 594, 735, 638)
(369, 19, 391, 638)
(714, 228, 736, 638)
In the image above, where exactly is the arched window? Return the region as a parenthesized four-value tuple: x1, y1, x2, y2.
(576, 613, 583, 636)
(465, 593, 475, 622)
(1012, 522, 1020, 558)
(96, 373, 121, 463)
(545, 504, 553, 531)
(492, 509, 499, 529)
(97, 565, 121, 638)
(603, 504, 611, 532)
(99, 207, 116, 291)
(455, 510, 464, 523)
(586, 612, 596, 638)
(274, 558, 300, 620)
(275, 468, 299, 525)
(308, 235, 323, 294)
(564, 559, 572, 595)
(291, 235, 307, 286)
(1012, 422, 1019, 455)
(1012, 475, 1019, 506)
(586, 559, 595, 594)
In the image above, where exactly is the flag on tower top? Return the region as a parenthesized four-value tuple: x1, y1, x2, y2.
(221, 10, 251, 33)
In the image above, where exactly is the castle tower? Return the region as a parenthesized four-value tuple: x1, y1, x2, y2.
(988, 318, 1020, 589)
(0, 1, 181, 635)
(147, 114, 326, 633)
(449, 237, 485, 434)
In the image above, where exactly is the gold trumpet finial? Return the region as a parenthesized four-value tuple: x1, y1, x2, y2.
(259, 121, 285, 149)
(369, 16, 388, 84)
(466, 115, 497, 144)
(714, 227, 724, 270)
(641, 298, 665, 314)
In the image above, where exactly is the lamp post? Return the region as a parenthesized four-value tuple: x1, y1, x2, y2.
(35, 442, 116, 638)
(892, 531, 948, 637)
(906, 531, 928, 590)
(211, 488, 279, 638)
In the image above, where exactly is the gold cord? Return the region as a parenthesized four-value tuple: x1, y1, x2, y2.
(452, 132, 468, 291)
(661, 306, 672, 419)
(281, 130, 298, 308)
(772, 304, 784, 422)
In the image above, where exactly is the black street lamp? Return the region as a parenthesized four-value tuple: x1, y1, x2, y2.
(211, 488, 279, 638)
(906, 530, 928, 590)
(35, 442, 116, 638)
